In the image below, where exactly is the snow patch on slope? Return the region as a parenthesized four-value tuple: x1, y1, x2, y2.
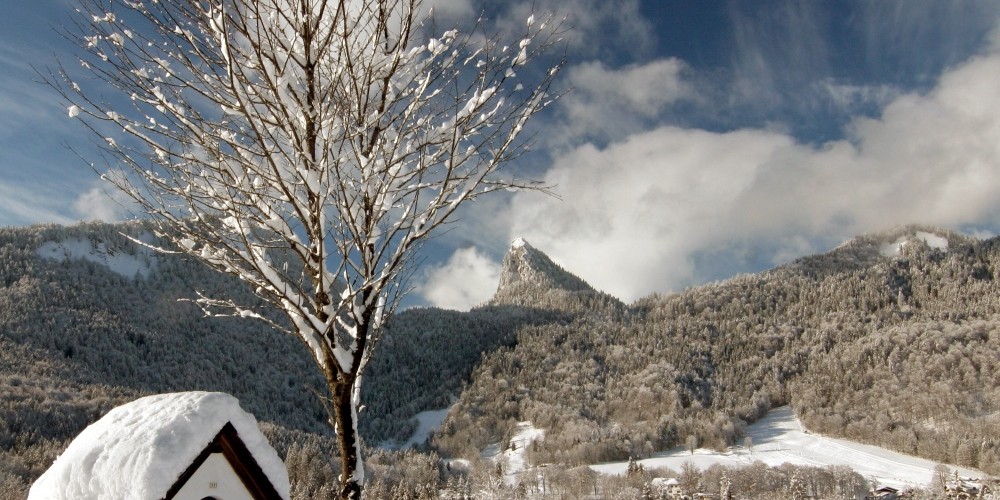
(382, 407, 452, 450)
(880, 231, 949, 257)
(590, 406, 985, 490)
(37, 235, 156, 279)
(481, 421, 545, 486)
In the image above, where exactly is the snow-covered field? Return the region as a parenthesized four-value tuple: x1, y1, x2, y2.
(386, 408, 545, 486)
(385, 405, 988, 490)
(591, 406, 985, 490)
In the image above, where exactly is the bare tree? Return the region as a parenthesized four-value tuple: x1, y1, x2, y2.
(49, 0, 562, 497)
(686, 434, 698, 455)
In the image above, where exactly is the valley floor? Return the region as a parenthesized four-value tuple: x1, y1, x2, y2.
(590, 406, 986, 490)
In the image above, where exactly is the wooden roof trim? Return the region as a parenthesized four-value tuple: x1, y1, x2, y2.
(163, 422, 283, 500)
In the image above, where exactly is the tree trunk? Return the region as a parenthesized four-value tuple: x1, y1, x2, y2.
(333, 377, 362, 500)
(327, 287, 374, 499)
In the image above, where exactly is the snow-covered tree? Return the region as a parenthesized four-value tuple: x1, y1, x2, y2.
(50, 0, 562, 497)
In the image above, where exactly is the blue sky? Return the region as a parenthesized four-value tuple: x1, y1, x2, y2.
(4, 0, 1000, 308)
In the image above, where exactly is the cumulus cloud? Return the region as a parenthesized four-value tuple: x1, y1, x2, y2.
(504, 45, 1000, 302)
(509, 127, 794, 300)
(72, 183, 135, 222)
(416, 247, 502, 311)
(556, 59, 692, 143)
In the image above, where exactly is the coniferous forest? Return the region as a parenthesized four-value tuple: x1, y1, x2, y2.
(0, 221, 999, 498)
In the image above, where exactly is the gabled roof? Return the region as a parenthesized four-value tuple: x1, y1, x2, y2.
(165, 422, 283, 500)
(28, 392, 290, 500)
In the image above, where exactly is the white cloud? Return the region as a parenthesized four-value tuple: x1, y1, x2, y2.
(556, 59, 691, 143)
(509, 127, 793, 300)
(72, 183, 135, 222)
(416, 247, 501, 311)
(505, 45, 1000, 302)
(818, 80, 900, 112)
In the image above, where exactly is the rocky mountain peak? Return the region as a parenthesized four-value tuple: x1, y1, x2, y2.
(490, 238, 595, 306)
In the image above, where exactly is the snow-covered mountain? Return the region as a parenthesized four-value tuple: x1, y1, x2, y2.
(776, 224, 974, 280)
(4, 221, 1000, 497)
(36, 234, 158, 279)
(435, 224, 1000, 484)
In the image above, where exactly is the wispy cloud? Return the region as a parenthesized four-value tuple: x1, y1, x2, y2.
(554, 59, 692, 145)
(0, 46, 74, 140)
(726, 0, 832, 111)
(0, 182, 75, 227)
(0, 28, 106, 227)
(481, 0, 654, 59)
(853, 0, 1000, 85)
(681, 0, 1000, 141)
(816, 80, 900, 112)
(423, 0, 475, 21)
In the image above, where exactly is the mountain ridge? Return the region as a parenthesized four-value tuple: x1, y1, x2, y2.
(432, 224, 1000, 478)
(1, 221, 999, 495)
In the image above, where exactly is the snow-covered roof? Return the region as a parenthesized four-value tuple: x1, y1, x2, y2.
(29, 391, 290, 500)
(651, 477, 680, 486)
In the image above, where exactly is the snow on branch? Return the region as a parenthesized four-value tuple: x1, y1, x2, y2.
(51, 0, 563, 381)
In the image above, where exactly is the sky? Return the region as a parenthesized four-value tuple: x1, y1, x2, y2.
(4, 1, 1000, 310)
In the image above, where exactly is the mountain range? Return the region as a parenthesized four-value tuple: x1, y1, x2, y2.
(0, 221, 998, 497)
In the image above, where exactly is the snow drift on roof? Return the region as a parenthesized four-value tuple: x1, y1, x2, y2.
(28, 391, 290, 500)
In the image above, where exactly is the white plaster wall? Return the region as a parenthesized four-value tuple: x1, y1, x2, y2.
(173, 453, 254, 500)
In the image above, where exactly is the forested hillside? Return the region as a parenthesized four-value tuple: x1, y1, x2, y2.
(431, 226, 1000, 476)
(0, 222, 342, 493)
(362, 237, 625, 444)
(0, 222, 581, 496)
(1, 221, 999, 498)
